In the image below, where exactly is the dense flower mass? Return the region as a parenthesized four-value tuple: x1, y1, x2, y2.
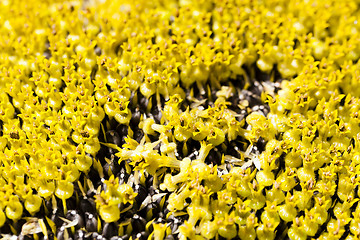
(1, 0, 360, 239)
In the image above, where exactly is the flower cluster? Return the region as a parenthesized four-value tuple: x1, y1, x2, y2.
(1, 0, 360, 239)
(247, 56, 360, 239)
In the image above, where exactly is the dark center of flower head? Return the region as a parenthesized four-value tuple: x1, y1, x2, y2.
(9, 131, 19, 139)
(80, 130, 90, 138)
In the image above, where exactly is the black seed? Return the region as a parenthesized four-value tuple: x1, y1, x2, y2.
(256, 137, 267, 152)
(134, 129, 144, 143)
(66, 210, 84, 229)
(102, 222, 117, 239)
(115, 124, 129, 146)
(66, 197, 77, 211)
(134, 184, 148, 206)
(117, 124, 129, 137)
(87, 168, 101, 190)
(85, 212, 98, 232)
(139, 95, 149, 112)
(80, 198, 96, 215)
(51, 209, 64, 228)
(106, 130, 121, 146)
(131, 214, 146, 233)
(152, 106, 162, 123)
(130, 108, 141, 129)
(104, 158, 121, 177)
(206, 148, 222, 165)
